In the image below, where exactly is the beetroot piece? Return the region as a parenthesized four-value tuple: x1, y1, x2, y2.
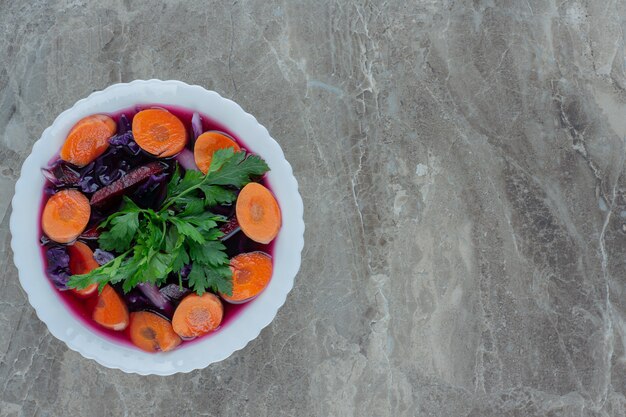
(90, 162, 167, 208)
(219, 216, 241, 241)
(80, 227, 101, 240)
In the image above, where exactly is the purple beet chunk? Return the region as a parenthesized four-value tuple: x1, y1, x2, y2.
(159, 283, 191, 303)
(219, 216, 241, 241)
(90, 162, 167, 208)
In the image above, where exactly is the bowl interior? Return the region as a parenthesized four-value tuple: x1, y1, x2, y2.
(10, 80, 304, 375)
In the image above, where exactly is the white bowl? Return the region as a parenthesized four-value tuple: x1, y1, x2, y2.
(10, 80, 304, 375)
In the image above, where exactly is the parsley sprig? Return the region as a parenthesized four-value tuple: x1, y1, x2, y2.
(67, 148, 269, 295)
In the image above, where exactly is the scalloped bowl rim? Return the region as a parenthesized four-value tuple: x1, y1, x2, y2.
(9, 80, 304, 375)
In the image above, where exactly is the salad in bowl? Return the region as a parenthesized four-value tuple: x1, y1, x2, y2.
(10, 80, 304, 374)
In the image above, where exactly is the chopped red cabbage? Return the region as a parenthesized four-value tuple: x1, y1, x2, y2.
(41, 160, 81, 187)
(45, 246, 71, 289)
(132, 171, 169, 208)
(108, 131, 133, 146)
(93, 248, 115, 265)
(77, 174, 99, 193)
(135, 172, 168, 195)
(127, 140, 141, 155)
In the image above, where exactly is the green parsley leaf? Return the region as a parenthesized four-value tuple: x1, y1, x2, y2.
(165, 227, 181, 253)
(169, 169, 204, 197)
(187, 240, 229, 266)
(170, 217, 205, 244)
(180, 212, 223, 232)
(67, 148, 271, 296)
(145, 252, 174, 283)
(170, 245, 190, 273)
(188, 263, 232, 295)
(205, 149, 269, 188)
(67, 250, 132, 291)
(166, 164, 182, 196)
(180, 197, 205, 216)
(198, 185, 237, 206)
(98, 211, 140, 251)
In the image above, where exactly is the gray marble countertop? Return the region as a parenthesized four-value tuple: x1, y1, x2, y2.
(1, 1, 626, 416)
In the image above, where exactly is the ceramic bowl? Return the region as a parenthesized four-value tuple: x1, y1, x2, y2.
(10, 80, 304, 375)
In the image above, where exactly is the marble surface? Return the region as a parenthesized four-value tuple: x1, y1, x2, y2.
(1, 0, 626, 416)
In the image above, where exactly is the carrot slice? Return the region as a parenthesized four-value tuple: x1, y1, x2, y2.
(60, 114, 116, 167)
(221, 251, 273, 303)
(172, 293, 223, 338)
(42, 189, 91, 244)
(74, 114, 117, 133)
(67, 241, 99, 297)
(72, 283, 98, 298)
(92, 284, 129, 331)
(94, 114, 117, 132)
(129, 311, 182, 352)
(193, 131, 241, 174)
(235, 182, 281, 244)
(132, 109, 187, 157)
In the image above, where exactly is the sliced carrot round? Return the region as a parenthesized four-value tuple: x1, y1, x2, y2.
(72, 283, 98, 298)
(92, 284, 129, 331)
(194, 131, 241, 174)
(235, 182, 281, 244)
(93, 114, 117, 132)
(68, 241, 99, 297)
(132, 109, 187, 157)
(221, 251, 273, 303)
(129, 311, 182, 353)
(42, 189, 91, 244)
(60, 114, 116, 167)
(172, 293, 223, 338)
